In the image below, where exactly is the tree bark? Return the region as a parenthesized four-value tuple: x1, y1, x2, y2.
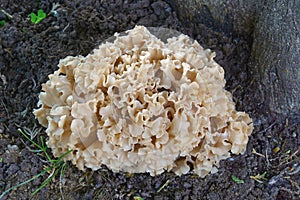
(166, 0, 263, 37)
(168, 0, 300, 115)
(251, 0, 300, 115)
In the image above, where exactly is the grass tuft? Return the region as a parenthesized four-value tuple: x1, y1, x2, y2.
(0, 128, 72, 199)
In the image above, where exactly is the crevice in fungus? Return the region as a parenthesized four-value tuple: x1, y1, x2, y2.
(219, 127, 226, 133)
(177, 108, 184, 115)
(61, 119, 72, 141)
(174, 156, 186, 162)
(163, 100, 175, 109)
(58, 72, 66, 76)
(72, 149, 78, 156)
(186, 70, 197, 82)
(114, 133, 121, 141)
(75, 143, 86, 150)
(157, 87, 172, 93)
(136, 93, 144, 105)
(191, 156, 197, 162)
(111, 86, 119, 95)
(95, 101, 104, 126)
(173, 67, 183, 80)
(43, 104, 51, 109)
(187, 160, 194, 170)
(224, 140, 231, 144)
(99, 86, 108, 95)
(114, 56, 123, 67)
(58, 91, 63, 97)
(191, 140, 205, 155)
(133, 143, 146, 152)
(151, 136, 157, 146)
(67, 75, 75, 88)
(166, 110, 174, 121)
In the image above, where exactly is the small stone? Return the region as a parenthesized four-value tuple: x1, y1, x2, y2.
(7, 144, 19, 152)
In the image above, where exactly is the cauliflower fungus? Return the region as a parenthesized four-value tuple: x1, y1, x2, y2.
(34, 26, 253, 177)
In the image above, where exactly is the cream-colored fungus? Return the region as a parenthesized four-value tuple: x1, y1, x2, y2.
(34, 26, 253, 177)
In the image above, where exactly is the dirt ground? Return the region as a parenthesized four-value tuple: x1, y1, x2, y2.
(0, 0, 299, 199)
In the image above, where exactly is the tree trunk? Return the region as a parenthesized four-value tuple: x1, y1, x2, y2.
(251, 0, 300, 115)
(168, 0, 300, 115)
(166, 0, 263, 37)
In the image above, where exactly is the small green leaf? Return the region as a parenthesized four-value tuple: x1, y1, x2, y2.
(30, 12, 38, 23)
(38, 9, 46, 18)
(0, 20, 6, 26)
(231, 175, 244, 184)
(30, 9, 46, 24)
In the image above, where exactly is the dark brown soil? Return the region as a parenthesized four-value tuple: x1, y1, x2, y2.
(0, 1, 299, 200)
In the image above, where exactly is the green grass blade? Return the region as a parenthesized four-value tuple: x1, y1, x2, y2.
(39, 136, 54, 162)
(0, 167, 49, 199)
(31, 162, 64, 195)
(19, 128, 53, 162)
(4, 129, 72, 197)
(18, 128, 43, 150)
(57, 149, 73, 160)
(60, 162, 67, 177)
(231, 175, 244, 184)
